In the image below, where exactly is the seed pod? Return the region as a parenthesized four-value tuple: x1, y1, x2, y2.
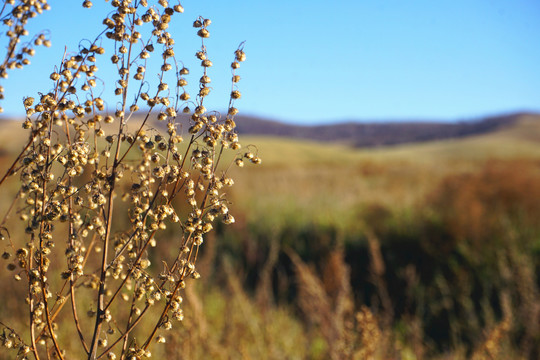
(199, 87, 210, 96)
(235, 49, 246, 62)
(23, 97, 34, 107)
(197, 29, 209, 38)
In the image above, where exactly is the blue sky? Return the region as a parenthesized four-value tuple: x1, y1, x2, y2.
(1, 0, 539, 124)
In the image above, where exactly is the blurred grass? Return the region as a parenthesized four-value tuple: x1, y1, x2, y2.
(230, 116, 540, 233)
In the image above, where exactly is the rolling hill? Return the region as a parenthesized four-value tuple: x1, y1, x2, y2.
(233, 112, 540, 147)
(1, 112, 538, 152)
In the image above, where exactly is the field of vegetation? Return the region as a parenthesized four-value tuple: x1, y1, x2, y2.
(1, 114, 539, 359)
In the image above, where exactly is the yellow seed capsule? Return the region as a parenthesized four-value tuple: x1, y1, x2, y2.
(235, 50, 246, 62)
(199, 87, 210, 96)
(197, 29, 209, 38)
(158, 82, 168, 91)
(23, 97, 34, 107)
(231, 90, 241, 99)
(194, 105, 206, 114)
(156, 335, 166, 343)
(223, 213, 235, 224)
(82, 1, 93, 8)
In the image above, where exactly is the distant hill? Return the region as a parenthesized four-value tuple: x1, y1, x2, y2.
(234, 112, 540, 147)
(1, 112, 538, 149)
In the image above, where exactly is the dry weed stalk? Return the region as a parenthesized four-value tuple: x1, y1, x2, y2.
(0, 1, 259, 359)
(365, 229, 393, 327)
(471, 318, 511, 360)
(289, 248, 355, 359)
(0, 0, 51, 114)
(353, 305, 382, 360)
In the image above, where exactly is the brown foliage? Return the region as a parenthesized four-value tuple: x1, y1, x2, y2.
(427, 159, 540, 254)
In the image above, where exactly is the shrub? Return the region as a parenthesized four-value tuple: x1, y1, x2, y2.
(0, 1, 259, 359)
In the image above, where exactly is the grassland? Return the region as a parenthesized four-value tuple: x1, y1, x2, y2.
(1, 115, 539, 359)
(230, 114, 540, 231)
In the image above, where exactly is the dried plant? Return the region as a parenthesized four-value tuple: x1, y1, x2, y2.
(0, 1, 259, 359)
(353, 305, 382, 360)
(471, 318, 511, 360)
(0, 0, 51, 113)
(289, 248, 355, 359)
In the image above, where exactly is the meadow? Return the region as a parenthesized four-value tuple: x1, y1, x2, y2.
(1, 114, 539, 359)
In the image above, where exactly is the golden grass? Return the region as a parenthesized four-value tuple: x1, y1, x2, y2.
(228, 117, 540, 232)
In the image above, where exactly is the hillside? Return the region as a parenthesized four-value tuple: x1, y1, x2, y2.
(1, 112, 539, 154)
(234, 112, 539, 147)
(228, 114, 540, 232)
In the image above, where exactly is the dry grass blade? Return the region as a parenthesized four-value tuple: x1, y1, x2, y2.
(288, 248, 354, 359)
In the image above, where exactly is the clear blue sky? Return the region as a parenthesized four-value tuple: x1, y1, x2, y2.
(1, 0, 539, 124)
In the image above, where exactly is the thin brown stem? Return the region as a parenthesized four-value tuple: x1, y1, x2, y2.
(28, 249, 41, 360)
(88, 12, 138, 359)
